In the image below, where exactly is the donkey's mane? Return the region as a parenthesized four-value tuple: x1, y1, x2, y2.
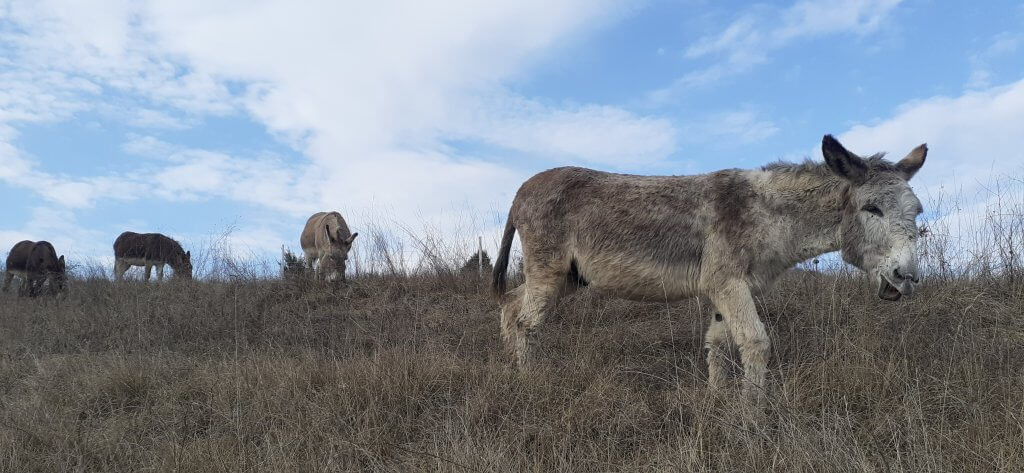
(761, 152, 893, 177)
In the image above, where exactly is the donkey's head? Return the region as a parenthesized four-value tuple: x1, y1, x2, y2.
(51, 254, 67, 294)
(823, 135, 927, 301)
(172, 250, 193, 280)
(323, 225, 358, 282)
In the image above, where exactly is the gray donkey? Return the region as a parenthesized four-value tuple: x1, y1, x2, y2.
(300, 211, 358, 282)
(113, 231, 193, 281)
(493, 135, 927, 400)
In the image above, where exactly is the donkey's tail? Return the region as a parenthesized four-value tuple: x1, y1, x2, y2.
(492, 217, 516, 300)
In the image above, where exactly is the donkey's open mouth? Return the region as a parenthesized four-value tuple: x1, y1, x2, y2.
(878, 271, 918, 301)
(878, 278, 902, 301)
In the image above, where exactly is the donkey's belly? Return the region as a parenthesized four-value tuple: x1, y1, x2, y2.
(576, 257, 700, 302)
(120, 258, 164, 267)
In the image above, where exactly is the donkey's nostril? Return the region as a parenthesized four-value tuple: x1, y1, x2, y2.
(894, 268, 918, 283)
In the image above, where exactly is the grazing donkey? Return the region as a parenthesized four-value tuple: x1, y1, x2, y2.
(3, 240, 67, 297)
(113, 231, 193, 281)
(493, 135, 927, 400)
(300, 211, 358, 282)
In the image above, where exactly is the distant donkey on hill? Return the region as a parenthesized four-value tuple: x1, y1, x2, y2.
(2, 240, 67, 296)
(493, 135, 928, 401)
(300, 211, 358, 282)
(113, 231, 193, 281)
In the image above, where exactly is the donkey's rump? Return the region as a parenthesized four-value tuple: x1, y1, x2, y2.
(4, 240, 36, 272)
(3, 240, 66, 296)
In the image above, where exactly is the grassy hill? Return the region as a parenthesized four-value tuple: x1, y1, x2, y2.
(1, 266, 1022, 471)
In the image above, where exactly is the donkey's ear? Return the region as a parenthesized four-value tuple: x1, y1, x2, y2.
(822, 134, 868, 183)
(58, 255, 65, 266)
(346, 232, 358, 244)
(324, 225, 334, 243)
(897, 143, 927, 180)
(185, 251, 191, 260)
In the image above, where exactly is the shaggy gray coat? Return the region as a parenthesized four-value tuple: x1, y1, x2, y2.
(493, 135, 927, 400)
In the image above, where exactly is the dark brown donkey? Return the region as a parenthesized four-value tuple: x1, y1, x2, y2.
(493, 135, 927, 401)
(113, 231, 193, 281)
(3, 240, 67, 297)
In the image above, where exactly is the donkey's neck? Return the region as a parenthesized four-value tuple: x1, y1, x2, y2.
(754, 165, 849, 268)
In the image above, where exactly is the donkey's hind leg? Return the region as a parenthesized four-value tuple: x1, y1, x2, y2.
(703, 307, 734, 390)
(505, 270, 564, 368)
(499, 285, 525, 359)
(1, 271, 13, 292)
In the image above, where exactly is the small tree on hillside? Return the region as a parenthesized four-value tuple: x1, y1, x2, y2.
(461, 250, 492, 275)
(281, 247, 308, 278)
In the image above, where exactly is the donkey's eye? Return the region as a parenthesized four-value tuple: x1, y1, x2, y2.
(861, 204, 883, 217)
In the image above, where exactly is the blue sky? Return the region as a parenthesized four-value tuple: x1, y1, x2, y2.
(1, 0, 1023, 274)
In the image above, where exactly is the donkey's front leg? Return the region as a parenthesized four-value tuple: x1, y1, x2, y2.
(710, 279, 770, 403)
(114, 259, 129, 281)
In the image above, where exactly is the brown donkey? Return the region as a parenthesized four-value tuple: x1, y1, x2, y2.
(113, 231, 193, 281)
(3, 240, 67, 297)
(493, 135, 927, 400)
(300, 211, 358, 282)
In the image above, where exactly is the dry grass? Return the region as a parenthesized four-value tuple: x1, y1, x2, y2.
(3, 177, 1024, 471)
(1, 266, 1022, 472)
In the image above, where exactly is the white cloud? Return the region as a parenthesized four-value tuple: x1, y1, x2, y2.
(1, 0, 674, 262)
(0, 207, 109, 264)
(126, 108, 191, 130)
(685, 0, 901, 59)
(450, 95, 678, 166)
(2, 133, 312, 214)
(837, 79, 1024, 191)
(153, 148, 316, 216)
(650, 0, 902, 102)
(121, 134, 178, 158)
(0, 144, 144, 208)
(966, 69, 994, 90)
(678, 108, 779, 145)
(967, 31, 1022, 90)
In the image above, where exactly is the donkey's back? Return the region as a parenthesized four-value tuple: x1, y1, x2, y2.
(496, 166, 732, 301)
(114, 231, 183, 261)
